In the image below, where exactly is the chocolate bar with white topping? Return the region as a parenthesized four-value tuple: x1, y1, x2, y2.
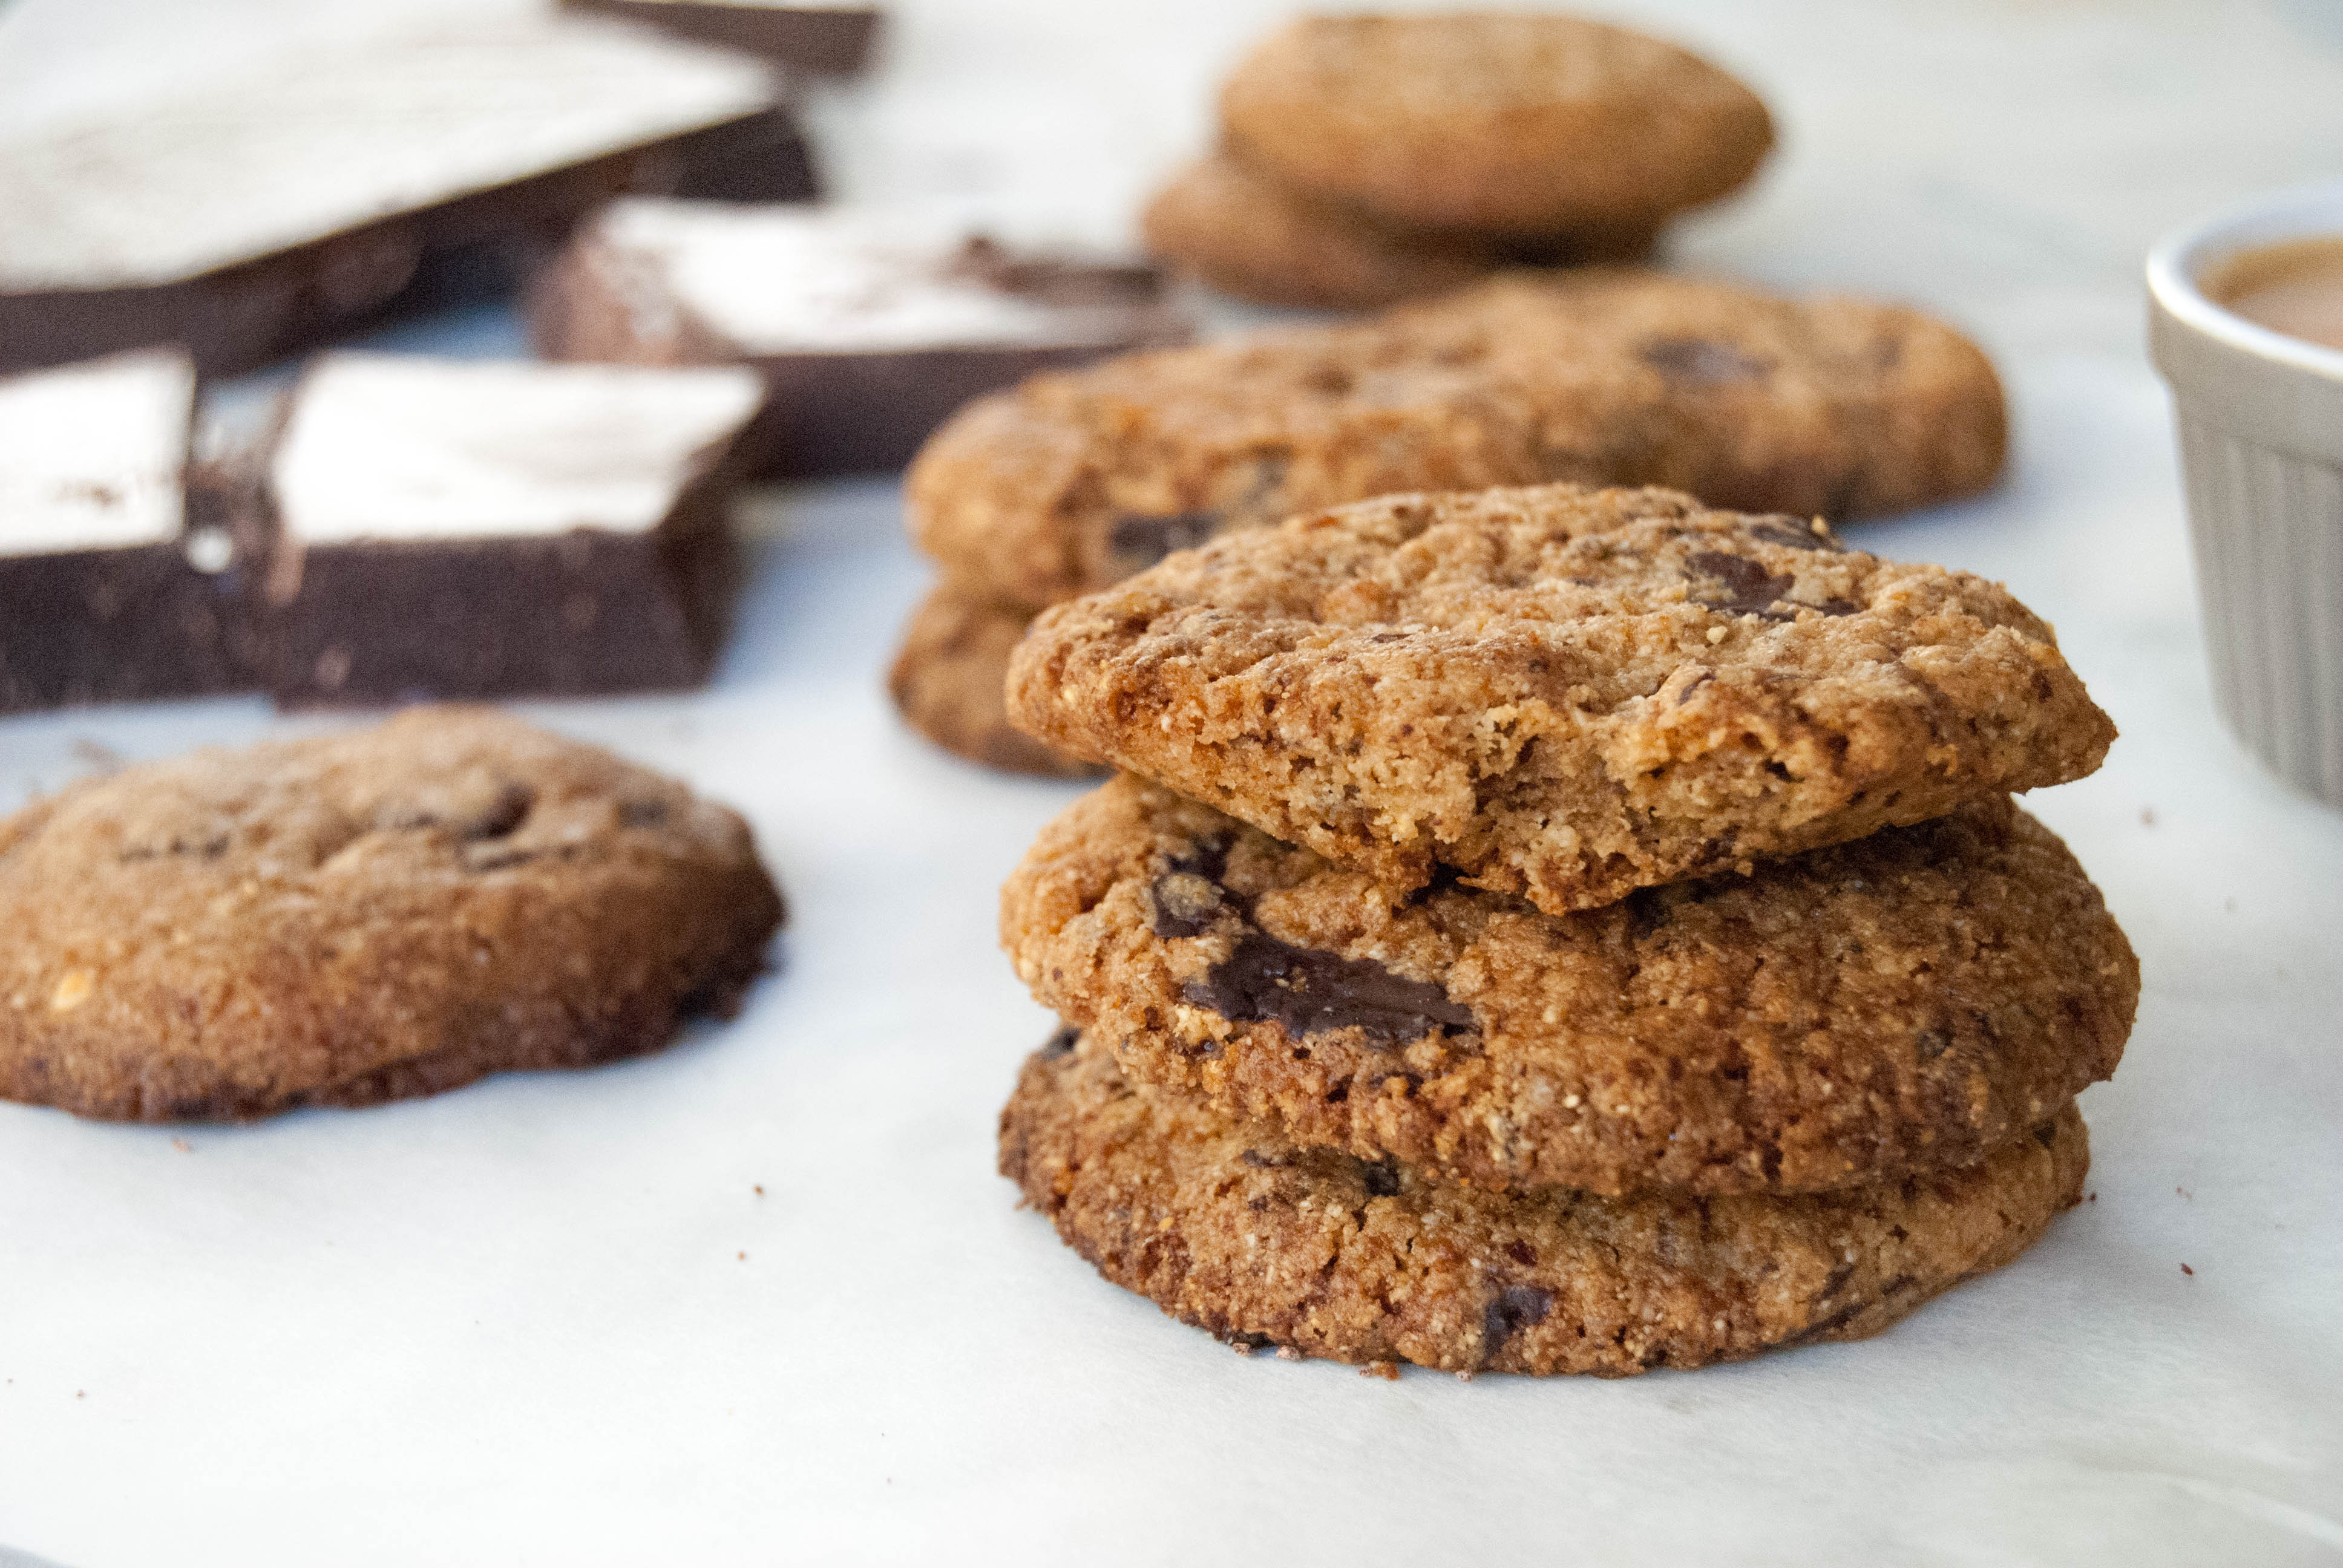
(0, 350, 256, 711)
(529, 199, 1194, 476)
(250, 354, 766, 705)
(0, 19, 813, 378)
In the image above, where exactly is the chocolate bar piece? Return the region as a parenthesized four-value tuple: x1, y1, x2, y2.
(529, 200, 1195, 475)
(254, 354, 765, 705)
(0, 19, 813, 379)
(0, 350, 255, 712)
(561, 1, 882, 76)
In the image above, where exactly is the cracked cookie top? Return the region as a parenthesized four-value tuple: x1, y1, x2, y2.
(1007, 483, 2115, 913)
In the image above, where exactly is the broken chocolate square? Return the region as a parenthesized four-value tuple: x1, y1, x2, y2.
(529, 199, 1195, 475)
(251, 353, 765, 705)
(0, 350, 253, 711)
(0, 18, 812, 378)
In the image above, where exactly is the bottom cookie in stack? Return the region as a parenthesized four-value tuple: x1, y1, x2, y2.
(1004, 1031, 2086, 1376)
(994, 776, 2137, 1375)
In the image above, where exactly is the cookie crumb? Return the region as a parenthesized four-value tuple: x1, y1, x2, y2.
(2180, 1263, 2194, 1276)
(48, 969, 94, 1012)
(736, 1251, 747, 1261)
(1362, 1360, 1400, 1381)
(171, 1137, 191, 1152)
(1275, 1345, 1303, 1361)
(2140, 806, 2157, 826)
(753, 1184, 764, 1195)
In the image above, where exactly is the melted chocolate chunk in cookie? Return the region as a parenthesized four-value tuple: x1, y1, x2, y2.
(1483, 1285, 1555, 1356)
(1184, 928, 1475, 1048)
(1688, 549, 1795, 616)
(1110, 510, 1222, 574)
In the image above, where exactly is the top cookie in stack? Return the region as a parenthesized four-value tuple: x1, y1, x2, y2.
(992, 482, 2135, 1375)
(1144, 13, 1774, 309)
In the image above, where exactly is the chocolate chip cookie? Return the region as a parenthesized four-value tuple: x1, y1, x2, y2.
(1008, 485, 2114, 914)
(1140, 152, 1657, 312)
(1004, 776, 2135, 1196)
(1217, 14, 1774, 239)
(907, 270, 2007, 612)
(0, 707, 783, 1120)
(887, 583, 1102, 779)
(1001, 1032, 2089, 1375)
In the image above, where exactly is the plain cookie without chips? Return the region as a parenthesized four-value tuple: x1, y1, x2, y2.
(1001, 1033, 2089, 1376)
(908, 270, 2007, 612)
(0, 707, 783, 1119)
(1006, 485, 2115, 913)
(1218, 13, 1774, 237)
(1003, 776, 2136, 1196)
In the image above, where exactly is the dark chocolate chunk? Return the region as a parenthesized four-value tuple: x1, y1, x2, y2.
(1109, 510, 1222, 573)
(1147, 835, 1237, 938)
(1640, 336, 1771, 384)
(1149, 874, 1227, 939)
(1687, 549, 1795, 617)
(1182, 928, 1476, 1047)
(1483, 1285, 1553, 1353)
(1360, 1158, 1403, 1197)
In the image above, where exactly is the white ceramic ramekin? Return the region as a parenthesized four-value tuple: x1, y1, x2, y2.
(2148, 181, 2343, 807)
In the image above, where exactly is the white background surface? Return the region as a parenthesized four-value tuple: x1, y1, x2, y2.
(2, 1, 2342, 1563)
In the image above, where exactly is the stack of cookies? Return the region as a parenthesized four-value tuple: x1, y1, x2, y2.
(1142, 13, 1774, 310)
(891, 269, 2007, 777)
(993, 483, 2138, 1375)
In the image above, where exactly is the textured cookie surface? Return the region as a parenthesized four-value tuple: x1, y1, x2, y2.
(1009, 485, 2115, 913)
(887, 583, 1103, 779)
(0, 707, 783, 1119)
(1218, 13, 1773, 236)
(1141, 152, 1654, 312)
(1001, 1034, 2088, 1375)
(909, 270, 2006, 610)
(1004, 777, 2135, 1195)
